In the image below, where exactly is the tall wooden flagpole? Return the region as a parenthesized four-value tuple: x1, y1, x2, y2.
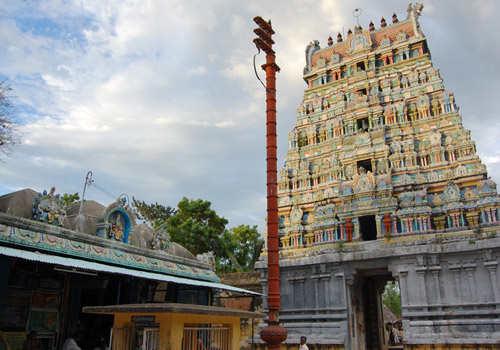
(253, 16, 287, 350)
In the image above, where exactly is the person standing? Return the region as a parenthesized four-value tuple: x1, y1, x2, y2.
(62, 332, 83, 350)
(93, 339, 110, 350)
(299, 336, 309, 350)
(392, 321, 400, 344)
(23, 331, 44, 350)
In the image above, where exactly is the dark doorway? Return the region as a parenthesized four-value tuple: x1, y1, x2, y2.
(357, 159, 373, 173)
(357, 118, 369, 132)
(351, 269, 396, 350)
(364, 276, 382, 350)
(359, 215, 377, 241)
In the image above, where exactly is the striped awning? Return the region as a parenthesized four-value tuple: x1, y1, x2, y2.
(0, 245, 260, 295)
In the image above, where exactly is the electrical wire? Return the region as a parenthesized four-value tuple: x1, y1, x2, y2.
(253, 47, 268, 92)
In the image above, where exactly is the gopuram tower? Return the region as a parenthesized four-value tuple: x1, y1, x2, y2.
(256, 4, 500, 350)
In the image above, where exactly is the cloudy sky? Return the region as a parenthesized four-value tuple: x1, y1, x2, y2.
(0, 0, 499, 231)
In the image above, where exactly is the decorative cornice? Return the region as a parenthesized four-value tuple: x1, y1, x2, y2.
(0, 214, 218, 282)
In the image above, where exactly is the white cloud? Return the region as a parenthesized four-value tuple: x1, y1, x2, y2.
(187, 66, 208, 76)
(0, 0, 499, 234)
(486, 157, 500, 164)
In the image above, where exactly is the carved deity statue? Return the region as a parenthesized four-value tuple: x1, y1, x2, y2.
(318, 125, 326, 142)
(380, 76, 391, 92)
(313, 95, 322, 111)
(322, 97, 329, 110)
(442, 91, 454, 113)
(416, 92, 430, 119)
(431, 97, 441, 117)
(396, 102, 406, 123)
(289, 128, 299, 149)
(32, 187, 67, 226)
(418, 71, 427, 84)
(409, 69, 419, 86)
(306, 124, 316, 145)
(355, 91, 368, 105)
(401, 75, 409, 88)
(110, 213, 124, 241)
(408, 103, 418, 121)
(384, 104, 395, 125)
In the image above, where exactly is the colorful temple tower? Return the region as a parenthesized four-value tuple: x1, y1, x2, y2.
(256, 4, 500, 350)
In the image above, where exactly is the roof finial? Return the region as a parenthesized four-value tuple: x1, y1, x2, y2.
(381, 17, 387, 28)
(337, 32, 343, 42)
(392, 12, 398, 23)
(353, 8, 362, 27)
(369, 21, 375, 31)
(328, 35, 333, 46)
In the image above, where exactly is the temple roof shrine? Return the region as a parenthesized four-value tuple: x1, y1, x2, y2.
(256, 4, 500, 349)
(276, 3, 493, 246)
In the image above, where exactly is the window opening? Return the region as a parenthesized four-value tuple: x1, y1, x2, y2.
(357, 159, 373, 173)
(359, 215, 377, 241)
(357, 118, 369, 132)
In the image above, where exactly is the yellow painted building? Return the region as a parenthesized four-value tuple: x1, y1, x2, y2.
(83, 303, 265, 350)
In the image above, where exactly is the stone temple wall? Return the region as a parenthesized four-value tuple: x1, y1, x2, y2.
(257, 230, 500, 348)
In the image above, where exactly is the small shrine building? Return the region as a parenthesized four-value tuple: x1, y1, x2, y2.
(0, 188, 260, 350)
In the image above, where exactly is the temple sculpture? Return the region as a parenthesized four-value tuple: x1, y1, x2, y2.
(256, 4, 500, 349)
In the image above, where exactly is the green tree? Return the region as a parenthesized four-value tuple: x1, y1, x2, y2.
(166, 197, 229, 268)
(133, 196, 265, 273)
(227, 225, 264, 272)
(132, 197, 176, 229)
(60, 192, 80, 205)
(382, 281, 402, 318)
(0, 79, 19, 159)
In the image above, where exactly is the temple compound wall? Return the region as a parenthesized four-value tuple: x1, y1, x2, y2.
(255, 4, 500, 350)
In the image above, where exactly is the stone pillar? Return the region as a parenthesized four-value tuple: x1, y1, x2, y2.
(463, 263, 477, 303)
(429, 266, 442, 308)
(304, 232, 314, 245)
(418, 217, 424, 232)
(280, 235, 289, 248)
(486, 208, 493, 223)
(352, 218, 360, 241)
(336, 273, 347, 307)
(449, 264, 463, 304)
(321, 273, 331, 308)
(415, 266, 428, 307)
(433, 215, 446, 231)
(312, 274, 320, 311)
(399, 270, 409, 308)
(406, 218, 412, 233)
(484, 261, 500, 304)
(287, 277, 296, 309)
(375, 214, 383, 239)
(297, 277, 306, 309)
